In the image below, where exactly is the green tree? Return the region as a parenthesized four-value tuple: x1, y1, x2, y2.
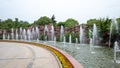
(87, 18, 111, 34)
(99, 18, 111, 34)
(0, 18, 30, 30)
(64, 18, 79, 27)
(1, 19, 14, 29)
(57, 21, 65, 26)
(51, 14, 56, 24)
(14, 18, 20, 28)
(0, 19, 2, 29)
(34, 16, 52, 25)
(116, 18, 120, 32)
(87, 19, 98, 27)
(19, 21, 30, 28)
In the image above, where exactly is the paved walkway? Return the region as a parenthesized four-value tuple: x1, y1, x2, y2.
(0, 42, 62, 68)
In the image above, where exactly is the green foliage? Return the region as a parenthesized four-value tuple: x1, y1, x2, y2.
(51, 14, 56, 24)
(87, 19, 98, 27)
(57, 21, 65, 26)
(116, 18, 120, 32)
(0, 19, 14, 29)
(99, 18, 111, 33)
(87, 18, 111, 35)
(13, 18, 19, 28)
(0, 34, 2, 39)
(65, 32, 79, 43)
(56, 35, 61, 42)
(64, 18, 79, 27)
(34, 16, 52, 25)
(57, 18, 79, 28)
(0, 18, 30, 30)
(39, 34, 45, 40)
(116, 18, 120, 23)
(19, 21, 30, 29)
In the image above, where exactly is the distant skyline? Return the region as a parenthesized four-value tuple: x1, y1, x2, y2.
(0, 0, 120, 24)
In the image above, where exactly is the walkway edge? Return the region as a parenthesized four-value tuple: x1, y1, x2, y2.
(49, 45, 84, 68)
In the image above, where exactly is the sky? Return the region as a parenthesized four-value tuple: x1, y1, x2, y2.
(0, 0, 120, 24)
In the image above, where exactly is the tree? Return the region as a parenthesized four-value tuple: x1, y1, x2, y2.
(1, 19, 14, 29)
(57, 21, 65, 26)
(116, 18, 120, 32)
(87, 18, 111, 34)
(0, 18, 30, 30)
(34, 16, 52, 25)
(64, 18, 79, 27)
(51, 14, 56, 24)
(14, 18, 20, 28)
(86, 19, 98, 27)
(0, 19, 2, 29)
(19, 21, 30, 28)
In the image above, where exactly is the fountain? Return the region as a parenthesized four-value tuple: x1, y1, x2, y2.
(89, 38, 95, 54)
(51, 25, 54, 41)
(32, 28, 35, 40)
(37, 38, 39, 42)
(23, 29, 27, 40)
(110, 19, 120, 66)
(54, 36, 56, 46)
(44, 25, 49, 41)
(69, 34, 72, 44)
(27, 29, 31, 41)
(109, 19, 119, 48)
(2, 30, 5, 40)
(88, 24, 99, 54)
(92, 24, 98, 45)
(75, 38, 78, 49)
(60, 25, 64, 42)
(35, 26, 40, 40)
(76, 38, 78, 44)
(7, 34, 10, 40)
(11, 28, 14, 40)
(114, 41, 120, 63)
(16, 29, 18, 40)
(63, 36, 66, 45)
(79, 26, 84, 44)
(20, 27, 23, 40)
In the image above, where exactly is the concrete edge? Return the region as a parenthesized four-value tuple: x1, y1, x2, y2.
(48, 49, 63, 68)
(49, 45, 84, 68)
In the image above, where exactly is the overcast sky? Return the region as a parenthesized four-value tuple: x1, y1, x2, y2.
(0, 0, 120, 24)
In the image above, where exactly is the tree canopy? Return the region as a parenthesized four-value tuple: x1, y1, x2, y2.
(0, 18, 30, 30)
(34, 16, 52, 25)
(87, 18, 112, 33)
(57, 18, 79, 27)
(64, 18, 79, 27)
(57, 21, 65, 26)
(51, 14, 56, 24)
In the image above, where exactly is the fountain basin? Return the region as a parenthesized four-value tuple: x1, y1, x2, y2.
(42, 41, 120, 68)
